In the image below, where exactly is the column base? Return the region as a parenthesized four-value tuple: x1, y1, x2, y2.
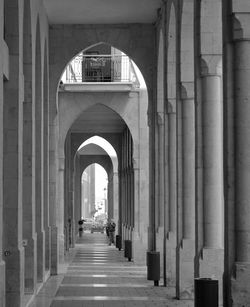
(45, 226, 51, 271)
(58, 231, 65, 267)
(231, 262, 250, 306)
(50, 226, 58, 275)
(37, 230, 45, 283)
(24, 235, 37, 294)
(71, 220, 75, 248)
(177, 239, 195, 299)
(5, 246, 25, 307)
(156, 227, 164, 275)
(0, 260, 6, 307)
(166, 232, 176, 286)
(133, 231, 147, 265)
(199, 247, 224, 304)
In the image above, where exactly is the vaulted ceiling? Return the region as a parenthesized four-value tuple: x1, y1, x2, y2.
(70, 104, 126, 134)
(43, 0, 162, 24)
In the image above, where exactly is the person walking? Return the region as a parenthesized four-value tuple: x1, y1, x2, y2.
(107, 219, 116, 245)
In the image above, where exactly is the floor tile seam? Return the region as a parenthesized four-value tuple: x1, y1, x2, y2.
(63, 274, 147, 279)
(68, 265, 147, 273)
(52, 296, 168, 301)
(59, 284, 153, 287)
(70, 264, 147, 271)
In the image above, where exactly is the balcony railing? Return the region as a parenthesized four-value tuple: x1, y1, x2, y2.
(64, 54, 140, 87)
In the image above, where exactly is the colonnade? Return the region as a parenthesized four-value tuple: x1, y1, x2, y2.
(149, 0, 225, 300)
(1, 0, 250, 306)
(119, 128, 134, 244)
(226, 8, 250, 305)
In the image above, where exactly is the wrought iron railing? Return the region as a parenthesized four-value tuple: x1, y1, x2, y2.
(64, 54, 140, 87)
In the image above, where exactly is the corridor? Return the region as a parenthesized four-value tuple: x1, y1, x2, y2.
(30, 233, 193, 307)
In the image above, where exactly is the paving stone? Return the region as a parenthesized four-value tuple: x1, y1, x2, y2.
(31, 233, 193, 307)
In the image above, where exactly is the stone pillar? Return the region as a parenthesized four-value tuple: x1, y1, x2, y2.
(0, 0, 6, 303)
(72, 156, 77, 243)
(63, 140, 69, 250)
(3, 3, 25, 304)
(147, 107, 156, 252)
(156, 112, 165, 257)
(118, 170, 123, 238)
(107, 177, 113, 219)
(166, 100, 177, 286)
(231, 18, 250, 304)
(43, 65, 51, 273)
(124, 169, 129, 238)
(23, 84, 37, 293)
(202, 74, 223, 248)
(49, 119, 59, 275)
(133, 165, 145, 264)
(200, 66, 224, 291)
(177, 85, 195, 299)
(113, 172, 119, 222)
(58, 157, 65, 264)
(36, 90, 45, 283)
(73, 156, 81, 245)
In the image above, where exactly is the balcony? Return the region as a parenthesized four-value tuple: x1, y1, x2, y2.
(60, 53, 140, 92)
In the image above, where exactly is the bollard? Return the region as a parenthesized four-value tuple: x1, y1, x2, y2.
(116, 235, 122, 250)
(124, 240, 132, 261)
(195, 278, 218, 307)
(147, 251, 160, 286)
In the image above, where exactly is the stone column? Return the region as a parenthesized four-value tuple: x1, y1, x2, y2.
(133, 164, 146, 264)
(129, 167, 134, 240)
(156, 112, 165, 255)
(58, 157, 65, 263)
(3, 68, 25, 307)
(107, 178, 111, 218)
(43, 66, 51, 273)
(200, 63, 224, 289)
(49, 120, 59, 275)
(118, 170, 123, 238)
(202, 73, 223, 248)
(36, 84, 45, 283)
(147, 105, 157, 251)
(72, 155, 77, 243)
(113, 172, 119, 222)
(3, 4, 25, 304)
(125, 169, 129, 238)
(166, 100, 177, 286)
(178, 85, 195, 299)
(0, 1, 6, 303)
(23, 84, 37, 293)
(231, 18, 250, 304)
(73, 156, 81, 246)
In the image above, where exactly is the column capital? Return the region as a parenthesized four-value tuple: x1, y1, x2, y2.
(233, 13, 250, 41)
(157, 111, 164, 126)
(200, 55, 222, 76)
(181, 82, 194, 100)
(132, 158, 139, 169)
(167, 99, 176, 114)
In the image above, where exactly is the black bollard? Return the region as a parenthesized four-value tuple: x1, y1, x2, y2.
(124, 240, 132, 261)
(147, 251, 160, 286)
(116, 235, 122, 250)
(195, 278, 218, 307)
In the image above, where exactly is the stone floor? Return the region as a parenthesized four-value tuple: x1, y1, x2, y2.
(29, 233, 193, 307)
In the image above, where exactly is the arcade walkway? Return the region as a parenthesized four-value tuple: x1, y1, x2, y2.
(30, 233, 193, 307)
